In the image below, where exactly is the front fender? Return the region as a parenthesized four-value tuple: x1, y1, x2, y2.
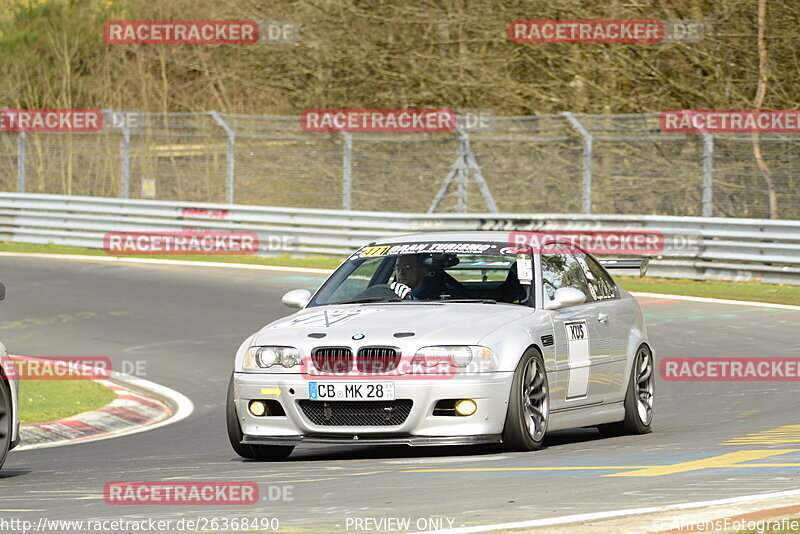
(478, 311, 555, 373)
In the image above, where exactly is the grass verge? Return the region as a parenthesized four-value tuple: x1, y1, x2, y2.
(1, 241, 799, 307)
(18, 379, 117, 424)
(618, 276, 800, 307)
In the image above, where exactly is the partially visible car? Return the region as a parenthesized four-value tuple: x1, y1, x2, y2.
(0, 282, 20, 470)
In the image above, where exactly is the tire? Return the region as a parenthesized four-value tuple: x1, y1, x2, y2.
(502, 348, 549, 452)
(226, 375, 294, 461)
(598, 344, 654, 437)
(0, 380, 11, 470)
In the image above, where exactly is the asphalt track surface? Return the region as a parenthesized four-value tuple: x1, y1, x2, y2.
(1, 256, 799, 533)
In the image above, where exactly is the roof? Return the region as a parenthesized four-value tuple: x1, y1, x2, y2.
(371, 231, 513, 246)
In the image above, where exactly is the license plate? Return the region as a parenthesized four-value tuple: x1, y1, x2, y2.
(309, 382, 395, 401)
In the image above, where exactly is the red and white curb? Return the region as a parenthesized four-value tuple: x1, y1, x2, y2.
(12, 357, 194, 451)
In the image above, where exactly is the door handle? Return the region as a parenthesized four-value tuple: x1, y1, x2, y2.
(596, 313, 609, 323)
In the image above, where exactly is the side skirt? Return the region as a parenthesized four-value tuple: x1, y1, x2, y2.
(547, 402, 625, 432)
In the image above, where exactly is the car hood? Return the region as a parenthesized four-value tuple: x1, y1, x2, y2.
(254, 302, 533, 347)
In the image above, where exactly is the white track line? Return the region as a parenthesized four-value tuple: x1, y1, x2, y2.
(412, 488, 800, 534)
(630, 291, 800, 311)
(14, 366, 194, 451)
(0, 251, 333, 274)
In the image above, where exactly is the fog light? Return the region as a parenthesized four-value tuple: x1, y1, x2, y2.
(249, 400, 267, 416)
(454, 399, 477, 416)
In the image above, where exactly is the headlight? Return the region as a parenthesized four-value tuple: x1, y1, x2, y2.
(412, 346, 497, 371)
(243, 346, 301, 369)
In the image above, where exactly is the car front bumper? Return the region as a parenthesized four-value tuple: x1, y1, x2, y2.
(233, 372, 514, 446)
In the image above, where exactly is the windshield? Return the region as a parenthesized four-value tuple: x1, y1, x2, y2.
(309, 242, 533, 306)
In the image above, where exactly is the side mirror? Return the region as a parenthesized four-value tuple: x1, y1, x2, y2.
(281, 289, 311, 309)
(0, 282, 5, 302)
(544, 287, 585, 310)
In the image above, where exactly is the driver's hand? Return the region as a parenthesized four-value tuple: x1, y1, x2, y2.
(390, 281, 412, 299)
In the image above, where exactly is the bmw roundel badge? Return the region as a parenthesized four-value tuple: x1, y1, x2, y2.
(352, 333, 365, 340)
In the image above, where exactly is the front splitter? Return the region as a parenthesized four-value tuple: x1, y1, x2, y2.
(242, 434, 502, 447)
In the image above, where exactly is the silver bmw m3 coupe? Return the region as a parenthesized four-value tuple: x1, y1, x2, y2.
(227, 232, 654, 460)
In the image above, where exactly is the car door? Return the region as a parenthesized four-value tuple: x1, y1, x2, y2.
(577, 252, 633, 403)
(541, 244, 612, 407)
(571, 250, 622, 400)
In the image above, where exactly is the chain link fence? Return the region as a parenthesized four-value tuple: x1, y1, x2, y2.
(0, 111, 798, 218)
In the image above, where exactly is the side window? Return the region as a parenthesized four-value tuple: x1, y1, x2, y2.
(576, 254, 618, 301)
(541, 247, 593, 303)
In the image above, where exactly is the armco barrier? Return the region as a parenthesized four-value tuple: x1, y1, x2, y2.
(0, 193, 798, 285)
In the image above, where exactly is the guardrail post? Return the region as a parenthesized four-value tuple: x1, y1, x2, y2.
(17, 131, 26, 193)
(562, 112, 593, 214)
(702, 133, 714, 217)
(210, 111, 235, 204)
(121, 124, 130, 198)
(342, 132, 352, 210)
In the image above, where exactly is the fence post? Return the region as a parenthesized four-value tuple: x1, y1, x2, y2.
(210, 111, 235, 204)
(342, 132, 352, 210)
(121, 124, 130, 199)
(427, 124, 497, 213)
(455, 136, 468, 213)
(460, 126, 498, 213)
(17, 132, 26, 193)
(702, 133, 714, 217)
(562, 112, 593, 214)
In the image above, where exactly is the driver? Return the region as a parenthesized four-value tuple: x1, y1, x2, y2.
(391, 254, 443, 300)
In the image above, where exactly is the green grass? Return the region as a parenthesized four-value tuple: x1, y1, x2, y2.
(618, 276, 800, 307)
(2, 241, 799, 306)
(18, 379, 117, 424)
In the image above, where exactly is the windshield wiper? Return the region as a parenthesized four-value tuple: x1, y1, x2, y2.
(441, 298, 497, 304)
(333, 296, 401, 305)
